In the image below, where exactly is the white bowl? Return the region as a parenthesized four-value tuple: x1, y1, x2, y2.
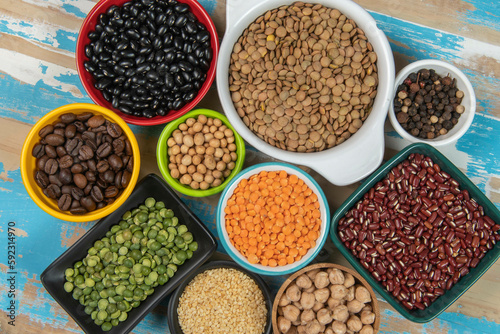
(216, 162, 330, 276)
(389, 59, 476, 146)
(217, 0, 395, 186)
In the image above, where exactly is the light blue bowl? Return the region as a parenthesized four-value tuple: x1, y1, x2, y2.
(216, 162, 330, 276)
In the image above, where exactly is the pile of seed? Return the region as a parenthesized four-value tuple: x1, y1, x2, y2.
(167, 115, 238, 190)
(177, 267, 268, 334)
(393, 68, 465, 139)
(229, 1, 378, 152)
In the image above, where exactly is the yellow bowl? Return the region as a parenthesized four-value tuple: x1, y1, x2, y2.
(20, 103, 141, 222)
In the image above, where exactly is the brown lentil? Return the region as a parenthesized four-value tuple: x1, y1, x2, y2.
(177, 268, 268, 334)
(229, 1, 378, 153)
(168, 115, 238, 190)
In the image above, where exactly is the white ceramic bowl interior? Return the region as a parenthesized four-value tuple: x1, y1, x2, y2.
(216, 162, 331, 276)
(389, 59, 476, 146)
(217, 0, 395, 186)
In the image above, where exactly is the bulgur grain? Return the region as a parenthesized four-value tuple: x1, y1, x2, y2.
(177, 268, 268, 334)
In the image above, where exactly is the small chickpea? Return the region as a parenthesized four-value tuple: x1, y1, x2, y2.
(212, 178, 222, 187)
(192, 172, 204, 183)
(170, 145, 181, 155)
(195, 145, 206, 155)
(222, 153, 232, 164)
(192, 155, 202, 165)
(172, 130, 183, 144)
(205, 133, 214, 142)
(204, 156, 216, 170)
(228, 143, 237, 152)
(224, 128, 234, 138)
(181, 155, 192, 166)
(189, 181, 200, 189)
(230, 152, 238, 161)
(185, 117, 196, 127)
(183, 134, 194, 147)
(214, 130, 225, 139)
(170, 168, 180, 179)
(205, 146, 215, 156)
(199, 181, 210, 190)
(179, 174, 192, 185)
(220, 138, 228, 148)
(212, 170, 223, 180)
(216, 161, 227, 171)
(178, 164, 187, 174)
(192, 121, 203, 133)
(198, 114, 207, 124)
(328, 268, 345, 285)
(209, 138, 221, 148)
(167, 137, 177, 147)
(187, 165, 196, 174)
(213, 118, 222, 127)
(214, 147, 224, 158)
(360, 310, 375, 325)
(223, 169, 232, 178)
(180, 144, 189, 154)
(197, 164, 207, 174)
(204, 174, 214, 184)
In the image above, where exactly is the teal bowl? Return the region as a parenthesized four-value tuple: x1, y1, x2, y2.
(330, 143, 500, 322)
(157, 109, 246, 197)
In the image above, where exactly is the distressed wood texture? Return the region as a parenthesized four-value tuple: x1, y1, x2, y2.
(0, 0, 499, 333)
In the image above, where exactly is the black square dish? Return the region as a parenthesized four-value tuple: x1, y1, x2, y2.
(41, 173, 218, 334)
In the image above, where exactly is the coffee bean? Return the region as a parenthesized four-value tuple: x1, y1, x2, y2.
(95, 142, 112, 158)
(88, 115, 106, 128)
(70, 206, 88, 215)
(107, 122, 123, 138)
(85, 171, 97, 183)
(58, 194, 72, 211)
(65, 138, 79, 153)
(61, 185, 72, 195)
(35, 170, 50, 188)
(44, 158, 59, 175)
(71, 164, 84, 174)
(81, 196, 97, 212)
(74, 121, 87, 133)
(37, 155, 49, 170)
(71, 186, 84, 201)
(58, 168, 73, 185)
(108, 154, 124, 170)
(45, 134, 65, 146)
(49, 174, 64, 187)
(56, 146, 67, 158)
(44, 184, 61, 199)
(65, 124, 77, 138)
(78, 145, 94, 160)
(104, 186, 119, 198)
(103, 170, 115, 184)
(96, 160, 110, 173)
(112, 139, 125, 154)
(39, 125, 54, 138)
(60, 112, 77, 123)
(83, 183, 93, 196)
(32, 144, 45, 158)
(121, 170, 131, 188)
(59, 155, 74, 169)
(45, 145, 57, 158)
(115, 171, 123, 188)
(77, 111, 94, 122)
(90, 186, 104, 203)
(74, 173, 88, 189)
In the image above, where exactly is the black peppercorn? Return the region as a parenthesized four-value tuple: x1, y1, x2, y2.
(393, 68, 465, 139)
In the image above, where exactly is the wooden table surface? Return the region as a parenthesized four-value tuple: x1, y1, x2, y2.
(0, 0, 499, 333)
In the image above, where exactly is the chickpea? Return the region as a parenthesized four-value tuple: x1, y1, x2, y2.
(199, 181, 210, 190)
(180, 174, 192, 185)
(300, 291, 316, 309)
(355, 286, 371, 304)
(296, 274, 313, 289)
(346, 315, 362, 332)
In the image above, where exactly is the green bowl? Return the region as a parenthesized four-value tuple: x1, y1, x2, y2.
(330, 143, 500, 323)
(157, 108, 246, 197)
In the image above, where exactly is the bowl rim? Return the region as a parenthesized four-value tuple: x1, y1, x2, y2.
(76, 0, 220, 126)
(388, 59, 476, 146)
(330, 142, 500, 322)
(216, 162, 331, 276)
(20, 102, 141, 222)
(271, 262, 381, 334)
(156, 108, 246, 197)
(167, 260, 273, 334)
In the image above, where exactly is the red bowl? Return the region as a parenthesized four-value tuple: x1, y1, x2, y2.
(76, 0, 219, 126)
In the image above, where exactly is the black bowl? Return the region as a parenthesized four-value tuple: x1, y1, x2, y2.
(167, 260, 273, 334)
(40, 173, 218, 334)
